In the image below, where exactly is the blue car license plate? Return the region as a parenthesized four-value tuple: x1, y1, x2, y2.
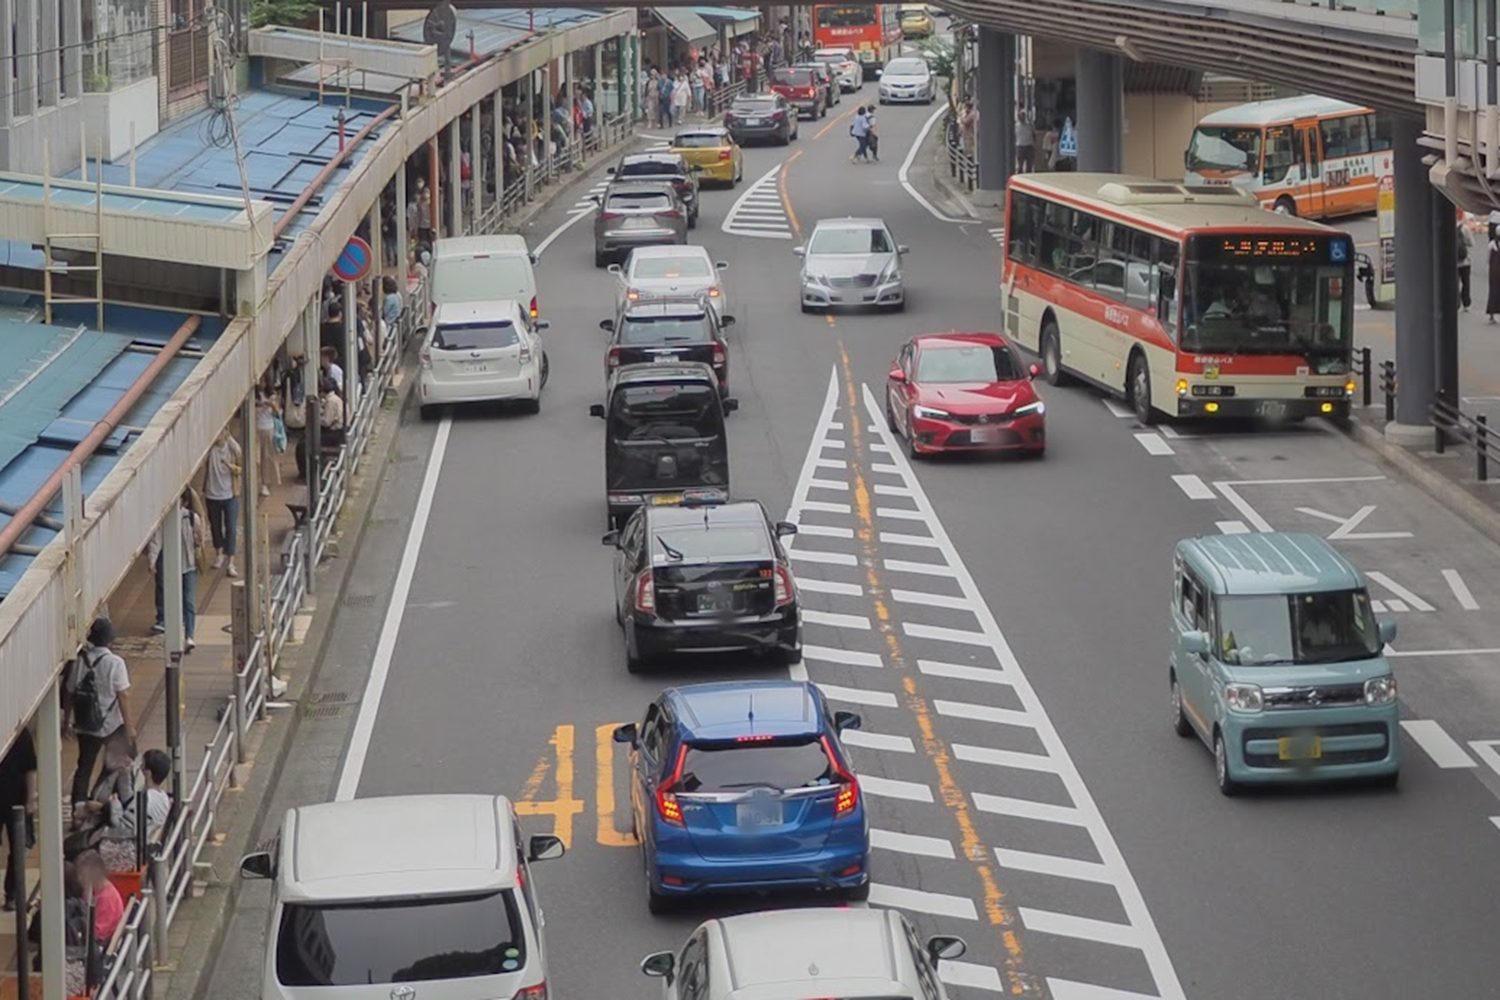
(736, 800, 782, 826)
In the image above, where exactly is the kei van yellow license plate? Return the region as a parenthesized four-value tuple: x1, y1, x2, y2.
(1278, 736, 1322, 760)
(650, 494, 683, 505)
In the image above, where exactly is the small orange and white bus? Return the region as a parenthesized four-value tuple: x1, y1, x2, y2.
(1184, 95, 1394, 219)
(1003, 173, 1357, 424)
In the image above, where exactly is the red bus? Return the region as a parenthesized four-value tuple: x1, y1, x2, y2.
(812, 5, 901, 78)
(1003, 173, 1357, 424)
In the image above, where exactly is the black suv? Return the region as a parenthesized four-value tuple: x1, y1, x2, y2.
(603, 498, 802, 672)
(607, 152, 701, 229)
(601, 295, 734, 394)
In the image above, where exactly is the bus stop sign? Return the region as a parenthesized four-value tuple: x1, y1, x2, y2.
(334, 236, 374, 283)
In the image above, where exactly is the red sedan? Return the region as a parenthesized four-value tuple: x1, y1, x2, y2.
(885, 333, 1046, 459)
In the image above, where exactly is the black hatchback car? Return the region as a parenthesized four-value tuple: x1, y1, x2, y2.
(724, 94, 799, 146)
(607, 152, 701, 229)
(603, 498, 803, 673)
(602, 295, 734, 394)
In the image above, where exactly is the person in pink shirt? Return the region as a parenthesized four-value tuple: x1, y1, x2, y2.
(76, 851, 124, 943)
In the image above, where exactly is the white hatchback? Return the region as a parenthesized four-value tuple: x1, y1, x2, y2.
(610, 245, 729, 319)
(814, 48, 863, 91)
(419, 299, 549, 418)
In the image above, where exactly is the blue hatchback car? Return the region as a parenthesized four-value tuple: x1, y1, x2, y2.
(613, 681, 870, 913)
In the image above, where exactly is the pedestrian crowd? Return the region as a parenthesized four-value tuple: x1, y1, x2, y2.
(641, 37, 790, 129)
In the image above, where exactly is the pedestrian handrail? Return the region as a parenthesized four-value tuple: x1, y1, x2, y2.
(943, 112, 977, 191)
(705, 80, 745, 118)
(93, 888, 155, 1000)
(1432, 390, 1496, 482)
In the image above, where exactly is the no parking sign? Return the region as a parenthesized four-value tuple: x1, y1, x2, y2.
(334, 236, 374, 283)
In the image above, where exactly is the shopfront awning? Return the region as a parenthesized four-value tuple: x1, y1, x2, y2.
(692, 6, 761, 36)
(651, 6, 717, 45)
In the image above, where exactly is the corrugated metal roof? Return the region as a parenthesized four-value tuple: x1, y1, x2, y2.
(651, 6, 716, 43)
(692, 7, 761, 23)
(389, 6, 609, 62)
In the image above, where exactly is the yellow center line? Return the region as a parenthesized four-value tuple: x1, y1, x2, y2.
(780, 148, 804, 241)
(827, 325, 1035, 995)
(814, 102, 860, 141)
(595, 722, 640, 847)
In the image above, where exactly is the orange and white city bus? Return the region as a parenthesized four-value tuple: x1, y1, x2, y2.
(1184, 95, 1394, 219)
(1002, 173, 1357, 424)
(812, 5, 902, 77)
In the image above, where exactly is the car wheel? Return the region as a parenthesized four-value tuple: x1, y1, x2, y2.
(1170, 673, 1193, 737)
(418, 404, 437, 421)
(1273, 196, 1297, 216)
(846, 879, 871, 902)
(1373, 770, 1400, 790)
(1041, 320, 1070, 387)
(905, 415, 923, 461)
(1214, 731, 1239, 797)
(885, 397, 898, 433)
(687, 211, 698, 231)
(1129, 353, 1157, 426)
(539, 352, 550, 390)
(646, 870, 671, 915)
(594, 250, 607, 268)
(779, 131, 791, 146)
(885, 298, 906, 313)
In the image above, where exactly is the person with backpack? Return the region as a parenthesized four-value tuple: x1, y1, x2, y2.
(64, 618, 134, 809)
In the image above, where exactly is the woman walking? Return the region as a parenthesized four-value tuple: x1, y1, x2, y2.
(1488, 225, 1500, 324)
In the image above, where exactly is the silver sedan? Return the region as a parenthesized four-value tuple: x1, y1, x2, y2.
(794, 218, 908, 313)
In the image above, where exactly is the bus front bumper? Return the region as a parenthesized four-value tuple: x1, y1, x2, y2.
(1175, 396, 1350, 421)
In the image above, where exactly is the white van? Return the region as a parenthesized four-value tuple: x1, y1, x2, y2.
(239, 794, 564, 1000)
(430, 235, 541, 318)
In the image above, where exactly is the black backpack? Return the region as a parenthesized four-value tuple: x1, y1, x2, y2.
(72, 651, 110, 733)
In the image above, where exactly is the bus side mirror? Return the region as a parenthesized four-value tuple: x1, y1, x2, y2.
(589, 403, 606, 418)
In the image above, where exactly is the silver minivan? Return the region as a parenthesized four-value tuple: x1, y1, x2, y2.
(240, 794, 564, 1000)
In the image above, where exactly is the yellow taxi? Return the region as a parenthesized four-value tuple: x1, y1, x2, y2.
(898, 4, 935, 37)
(669, 126, 744, 188)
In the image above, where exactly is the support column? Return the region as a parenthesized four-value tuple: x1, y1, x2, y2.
(61, 0, 81, 98)
(395, 164, 408, 282)
(593, 41, 603, 129)
(1391, 116, 1436, 438)
(492, 89, 504, 211)
(17, 0, 37, 118)
(301, 306, 320, 596)
(1074, 46, 1123, 173)
(1433, 189, 1460, 407)
(448, 117, 462, 236)
(565, 61, 576, 161)
(240, 392, 260, 642)
(973, 27, 1014, 207)
(427, 137, 440, 244)
(162, 502, 186, 811)
(542, 67, 554, 180)
(523, 72, 535, 199)
(617, 35, 629, 122)
(472, 98, 485, 227)
(37, 697, 64, 1000)
(0, 0, 13, 127)
(39, 0, 58, 106)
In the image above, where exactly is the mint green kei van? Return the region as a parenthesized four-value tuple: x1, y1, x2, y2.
(1169, 532, 1400, 795)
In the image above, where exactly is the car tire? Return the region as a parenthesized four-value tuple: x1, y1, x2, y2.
(1373, 770, 1400, 790)
(418, 404, 437, 421)
(1273, 196, 1297, 216)
(885, 398, 898, 433)
(594, 250, 608, 268)
(687, 211, 698, 231)
(885, 298, 906, 313)
(1041, 321, 1070, 387)
(520, 396, 541, 415)
(539, 352, 550, 390)
(1214, 731, 1239, 797)
(1129, 353, 1157, 426)
(905, 415, 923, 461)
(800, 301, 814, 314)
(779, 131, 791, 146)
(646, 877, 671, 915)
(846, 879, 871, 902)
(626, 641, 645, 674)
(1170, 673, 1193, 737)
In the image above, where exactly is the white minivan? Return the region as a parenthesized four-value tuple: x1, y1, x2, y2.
(418, 299, 549, 418)
(430, 235, 541, 318)
(240, 794, 564, 1000)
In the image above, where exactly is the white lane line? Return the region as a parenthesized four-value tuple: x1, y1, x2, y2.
(1400, 720, 1476, 768)
(797, 578, 864, 597)
(892, 589, 973, 611)
(1020, 909, 1142, 950)
(1159, 425, 1184, 439)
(1370, 598, 1388, 613)
(872, 462, 903, 474)
(722, 163, 794, 239)
(935, 699, 1034, 728)
(861, 774, 935, 803)
(1212, 482, 1275, 533)
(790, 549, 859, 566)
(860, 380, 1184, 1000)
(1048, 981, 1163, 1000)
(1442, 568, 1480, 610)
(873, 828, 955, 858)
(953, 743, 1060, 773)
(335, 416, 453, 800)
(814, 457, 848, 470)
(802, 500, 853, 514)
(1171, 474, 1215, 500)
(1387, 646, 1500, 657)
(904, 622, 991, 647)
(1367, 571, 1435, 612)
(874, 483, 915, 497)
(995, 847, 1122, 884)
(1386, 599, 1410, 613)
(871, 442, 892, 453)
(869, 883, 979, 920)
(876, 506, 925, 521)
(1492, 817, 1500, 835)
(809, 478, 850, 491)
(884, 558, 959, 578)
(1216, 520, 1250, 535)
(880, 531, 943, 549)
(843, 730, 917, 753)
(828, 421, 845, 430)
(972, 792, 1085, 827)
(919, 661, 1013, 686)
(804, 609, 873, 630)
(803, 644, 884, 668)
(1101, 398, 1133, 418)
(819, 683, 899, 708)
(939, 962, 1004, 993)
(822, 438, 847, 449)
(1470, 740, 1500, 779)
(1135, 432, 1174, 456)
(898, 103, 971, 223)
(788, 662, 809, 681)
(798, 523, 855, 539)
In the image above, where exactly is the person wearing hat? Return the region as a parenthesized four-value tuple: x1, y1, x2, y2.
(63, 618, 134, 809)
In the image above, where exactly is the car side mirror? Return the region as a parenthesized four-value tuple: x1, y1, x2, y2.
(898, 245, 910, 255)
(691, 165, 703, 173)
(529, 252, 540, 265)
(613, 722, 638, 745)
(927, 935, 967, 963)
(606, 166, 616, 174)
(607, 263, 623, 274)
(599, 319, 615, 332)
(589, 403, 606, 419)
(716, 260, 729, 270)
(792, 246, 806, 257)
(641, 952, 675, 981)
(602, 530, 621, 547)
(889, 367, 906, 383)
(1378, 618, 1397, 644)
(722, 397, 740, 413)
(534, 320, 550, 331)
(875, 69, 883, 77)
(1180, 630, 1210, 656)
(720, 315, 736, 327)
(590, 194, 601, 205)
(834, 710, 861, 731)
(238, 851, 274, 880)
(527, 834, 566, 862)
(775, 521, 798, 537)
(1028, 363, 1041, 379)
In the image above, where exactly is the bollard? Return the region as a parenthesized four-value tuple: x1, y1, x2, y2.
(1360, 346, 1372, 407)
(1434, 391, 1448, 453)
(1479, 414, 1490, 481)
(1382, 361, 1396, 423)
(149, 847, 171, 948)
(11, 806, 28, 999)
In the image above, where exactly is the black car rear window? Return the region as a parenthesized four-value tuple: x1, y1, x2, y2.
(674, 133, 724, 148)
(678, 739, 835, 792)
(653, 526, 767, 562)
(619, 315, 712, 345)
(732, 99, 778, 113)
(772, 69, 814, 87)
(606, 193, 671, 212)
(433, 321, 518, 351)
(611, 383, 721, 439)
(618, 159, 682, 178)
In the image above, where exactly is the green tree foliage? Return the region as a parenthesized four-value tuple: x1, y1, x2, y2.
(249, 0, 319, 29)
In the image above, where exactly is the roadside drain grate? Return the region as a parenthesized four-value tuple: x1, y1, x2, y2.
(343, 594, 377, 608)
(304, 704, 347, 719)
(314, 691, 349, 704)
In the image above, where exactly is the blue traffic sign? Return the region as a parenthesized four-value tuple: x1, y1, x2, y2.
(334, 236, 374, 282)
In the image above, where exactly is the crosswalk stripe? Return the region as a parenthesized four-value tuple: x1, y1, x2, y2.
(938, 961, 1004, 993)
(796, 578, 864, 597)
(798, 523, 854, 538)
(814, 458, 847, 470)
(843, 730, 916, 753)
(869, 883, 979, 920)
(953, 743, 1060, 773)
(818, 683, 898, 707)
(875, 506, 925, 521)
(891, 589, 972, 611)
(879, 531, 942, 549)
(873, 828, 954, 858)
(918, 661, 1013, 686)
(884, 559, 957, 578)
(904, 622, 990, 647)
(973, 792, 1085, 826)
(809, 478, 849, 491)
(935, 699, 1034, 728)
(861, 774, 934, 802)
(874, 484, 914, 497)
(801, 500, 852, 514)
(803, 644, 884, 667)
(804, 609, 872, 630)
(994, 847, 1121, 884)
(1020, 908, 1143, 949)
(1046, 981, 1163, 1000)
(790, 549, 858, 566)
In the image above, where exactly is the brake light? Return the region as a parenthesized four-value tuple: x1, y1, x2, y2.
(712, 346, 726, 366)
(661, 208, 682, 219)
(608, 347, 623, 368)
(774, 562, 794, 606)
(821, 735, 858, 817)
(514, 983, 547, 1000)
(635, 569, 655, 612)
(420, 348, 432, 368)
(518, 344, 532, 364)
(718, 149, 731, 161)
(530, 295, 538, 319)
(657, 744, 687, 825)
(600, 211, 621, 220)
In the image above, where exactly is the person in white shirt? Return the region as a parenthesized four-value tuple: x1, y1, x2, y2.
(148, 491, 205, 649)
(202, 430, 242, 578)
(253, 384, 280, 497)
(64, 618, 134, 808)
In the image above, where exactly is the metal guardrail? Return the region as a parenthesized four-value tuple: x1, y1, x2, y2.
(943, 112, 977, 192)
(1433, 390, 1496, 482)
(470, 112, 632, 237)
(1352, 346, 1373, 408)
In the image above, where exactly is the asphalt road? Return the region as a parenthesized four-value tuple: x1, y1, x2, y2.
(207, 63, 1500, 1000)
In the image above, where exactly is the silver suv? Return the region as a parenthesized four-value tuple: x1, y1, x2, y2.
(641, 907, 967, 1000)
(593, 180, 688, 268)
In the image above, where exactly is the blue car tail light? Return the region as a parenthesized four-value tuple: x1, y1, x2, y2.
(657, 744, 687, 826)
(822, 735, 859, 817)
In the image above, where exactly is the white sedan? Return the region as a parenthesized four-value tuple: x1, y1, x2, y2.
(418, 299, 549, 418)
(609, 245, 729, 319)
(814, 48, 863, 91)
(878, 56, 937, 104)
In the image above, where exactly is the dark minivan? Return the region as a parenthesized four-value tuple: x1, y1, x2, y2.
(590, 362, 739, 530)
(602, 296, 734, 395)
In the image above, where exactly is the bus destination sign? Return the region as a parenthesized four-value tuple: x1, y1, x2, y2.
(1195, 235, 1352, 263)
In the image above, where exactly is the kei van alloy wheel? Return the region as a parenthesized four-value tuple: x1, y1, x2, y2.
(1214, 732, 1239, 797)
